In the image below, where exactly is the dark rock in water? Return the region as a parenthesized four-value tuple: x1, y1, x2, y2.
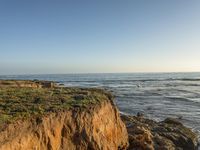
(178, 115, 183, 120)
(137, 112, 144, 117)
(121, 115, 199, 150)
(162, 117, 183, 125)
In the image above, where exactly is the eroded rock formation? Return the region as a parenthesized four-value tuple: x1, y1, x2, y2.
(121, 115, 199, 150)
(0, 100, 128, 150)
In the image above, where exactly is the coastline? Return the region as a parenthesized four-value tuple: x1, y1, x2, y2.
(0, 80, 199, 149)
(1, 73, 199, 133)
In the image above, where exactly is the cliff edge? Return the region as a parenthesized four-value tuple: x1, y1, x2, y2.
(0, 81, 128, 150)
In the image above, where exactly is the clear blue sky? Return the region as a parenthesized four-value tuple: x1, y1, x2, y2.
(0, 0, 200, 74)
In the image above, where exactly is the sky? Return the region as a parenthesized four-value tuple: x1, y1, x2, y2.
(0, 0, 200, 75)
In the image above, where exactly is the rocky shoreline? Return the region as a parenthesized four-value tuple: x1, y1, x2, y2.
(121, 114, 199, 150)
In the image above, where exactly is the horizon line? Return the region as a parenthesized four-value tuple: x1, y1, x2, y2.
(0, 71, 200, 76)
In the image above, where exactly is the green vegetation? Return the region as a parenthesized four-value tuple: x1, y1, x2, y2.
(0, 87, 111, 124)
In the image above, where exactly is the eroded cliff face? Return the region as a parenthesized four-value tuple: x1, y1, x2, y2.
(0, 100, 128, 150)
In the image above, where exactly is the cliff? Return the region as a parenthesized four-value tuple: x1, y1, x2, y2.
(0, 81, 128, 150)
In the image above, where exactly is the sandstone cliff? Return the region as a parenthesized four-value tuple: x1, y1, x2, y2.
(0, 88, 128, 150)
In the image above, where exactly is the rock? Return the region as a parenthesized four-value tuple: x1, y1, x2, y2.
(0, 80, 56, 88)
(0, 98, 129, 150)
(163, 117, 183, 125)
(128, 126, 154, 150)
(137, 112, 144, 118)
(121, 115, 199, 150)
(158, 118, 199, 150)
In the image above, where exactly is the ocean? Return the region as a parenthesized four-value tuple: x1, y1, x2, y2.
(0, 72, 200, 135)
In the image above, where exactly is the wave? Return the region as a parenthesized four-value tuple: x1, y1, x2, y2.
(165, 96, 200, 104)
(177, 78, 200, 81)
(61, 78, 200, 83)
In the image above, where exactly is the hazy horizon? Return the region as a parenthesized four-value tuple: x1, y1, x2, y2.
(1, 71, 200, 76)
(1, 0, 200, 75)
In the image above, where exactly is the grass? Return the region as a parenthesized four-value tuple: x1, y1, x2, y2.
(0, 87, 111, 125)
